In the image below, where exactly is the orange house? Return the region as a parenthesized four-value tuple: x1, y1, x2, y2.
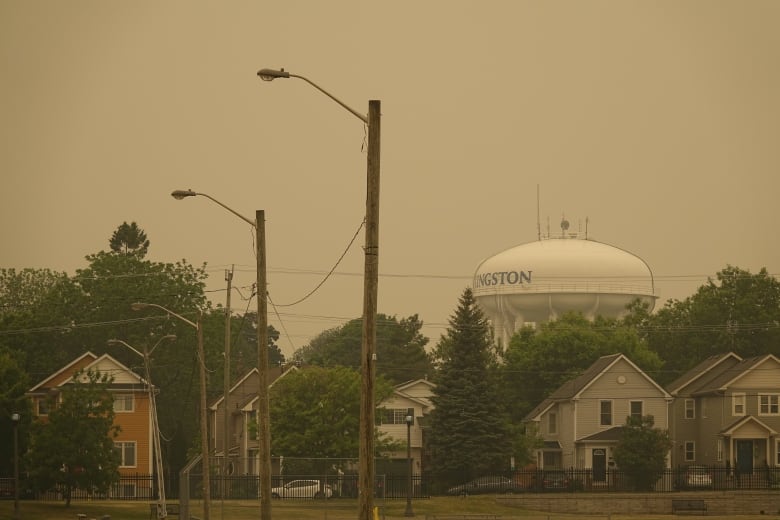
(26, 351, 154, 498)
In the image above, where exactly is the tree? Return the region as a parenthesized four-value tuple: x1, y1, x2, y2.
(109, 221, 150, 257)
(427, 288, 513, 488)
(613, 415, 672, 491)
(268, 366, 395, 475)
(26, 369, 121, 506)
(638, 266, 780, 384)
(297, 314, 432, 384)
(0, 347, 31, 477)
(502, 312, 663, 421)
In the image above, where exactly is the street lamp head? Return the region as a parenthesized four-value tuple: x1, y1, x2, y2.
(11, 413, 20, 422)
(257, 68, 290, 81)
(131, 302, 150, 311)
(171, 189, 197, 200)
(107, 339, 122, 346)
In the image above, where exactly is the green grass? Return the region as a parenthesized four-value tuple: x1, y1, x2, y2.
(0, 497, 760, 520)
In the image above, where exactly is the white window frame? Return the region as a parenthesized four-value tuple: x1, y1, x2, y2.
(684, 441, 695, 462)
(113, 394, 135, 413)
(115, 441, 137, 468)
(548, 411, 557, 434)
(684, 399, 695, 419)
(629, 400, 643, 420)
(776, 440, 780, 466)
(758, 394, 780, 416)
(732, 393, 746, 416)
(600, 400, 613, 426)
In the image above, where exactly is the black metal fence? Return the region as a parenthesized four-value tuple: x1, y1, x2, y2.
(15, 464, 780, 502)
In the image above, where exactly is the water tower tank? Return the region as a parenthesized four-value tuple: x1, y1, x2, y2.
(472, 232, 656, 346)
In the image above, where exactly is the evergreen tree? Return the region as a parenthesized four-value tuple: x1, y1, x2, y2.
(428, 288, 512, 489)
(109, 221, 150, 257)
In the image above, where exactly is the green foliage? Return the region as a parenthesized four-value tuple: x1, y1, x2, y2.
(502, 312, 663, 420)
(297, 314, 432, 384)
(0, 346, 32, 476)
(613, 415, 672, 491)
(26, 369, 121, 505)
(268, 366, 395, 474)
(428, 288, 513, 487)
(637, 266, 780, 384)
(109, 221, 149, 257)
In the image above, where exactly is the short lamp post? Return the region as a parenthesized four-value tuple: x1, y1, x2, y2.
(131, 303, 210, 520)
(257, 67, 380, 520)
(12, 412, 20, 520)
(404, 408, 415, 517)
(107, 335, 176, 519)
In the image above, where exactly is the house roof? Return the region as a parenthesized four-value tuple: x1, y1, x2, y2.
(27, 351, 146, 394)
(578, 426, 625, 442)
(693, 354, 780, 395)
(720, 415, 778, 436)
(209, 364, 292, 410)
(524, 353, 671, 422)
(666, 352, 742, 395)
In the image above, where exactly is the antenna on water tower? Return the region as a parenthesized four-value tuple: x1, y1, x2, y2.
(536, 185, 541, 241)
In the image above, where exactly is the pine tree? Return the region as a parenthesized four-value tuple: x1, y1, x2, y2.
(428, 288, 513, 488)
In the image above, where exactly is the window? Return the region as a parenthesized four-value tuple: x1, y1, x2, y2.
(758, 394, 780, 416)
(684, 399, 695, 419)
(113, 394, 134, 413)
(548, 411, 557, 434)
(684, 441, 695, 462)
(733, 393, 746, 416)
(777, 440, 780, 465)
(600, 400, 613, 426)
(629, 401, 643, 420)
(114, 442, 137, 468)
(380, 409, 409, 425)
(37, 398, 49, 416)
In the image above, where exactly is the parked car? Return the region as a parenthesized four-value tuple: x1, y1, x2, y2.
(446, 475, 523, 496)
(684, 466, 713, 489)
(530, 469, 571, 492)
(270, 479, 332, 499)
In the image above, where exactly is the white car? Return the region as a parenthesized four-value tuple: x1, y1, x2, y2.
(270, 479, 332, 499)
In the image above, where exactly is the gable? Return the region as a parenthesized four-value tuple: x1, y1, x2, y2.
(580, 356, 669, 400)
(84, 354, 145, 386)
(28, 352, 98, 392)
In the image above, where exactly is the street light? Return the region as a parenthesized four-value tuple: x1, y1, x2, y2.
(257, 67, 381, 520)
(131, 302, 211, 520)
(11, 412, 20, 520)
(169, 191, 271, 520)
(107, 335, 176, 519)
(404, 408, 415, 517)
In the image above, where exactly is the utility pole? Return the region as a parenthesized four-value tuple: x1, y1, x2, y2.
(256, 210, 271, 520)
(197, 312, 211, 520)
(358, 99, 381, 520)
(223, 266, 233, 509)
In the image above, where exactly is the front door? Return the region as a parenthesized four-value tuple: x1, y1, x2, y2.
(592, 448, 607, 482)
(736, 440, 753, 474)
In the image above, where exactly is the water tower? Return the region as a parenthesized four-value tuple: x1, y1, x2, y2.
(472, 218, 656, 346)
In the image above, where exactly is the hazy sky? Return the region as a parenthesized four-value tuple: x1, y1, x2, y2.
(2, 1, 779, 359)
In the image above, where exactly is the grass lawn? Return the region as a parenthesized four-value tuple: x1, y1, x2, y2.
(0, 496, 761, 520)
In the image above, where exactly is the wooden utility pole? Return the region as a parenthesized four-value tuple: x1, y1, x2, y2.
(223, 267, 233, 508)
(197, 311, 211, 520)
(358, 99, 381, 520)
(256, 210, 271, 520)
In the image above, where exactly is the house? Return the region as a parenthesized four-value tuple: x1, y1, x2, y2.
(26, 352, 153, 497)
(377, 378, 436, 477)
(523, 353, 673, 483)
(208, 364, 294, 476)
(666, 352, 780, 473)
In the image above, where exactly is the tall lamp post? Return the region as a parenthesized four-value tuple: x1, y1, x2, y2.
(131, 303, 211, 520)
(11, 412, 20, 520)
(170, 190, 271, 520)
(404, 408, 415, 517)
(257, 67, 381, 520)
(107, 335, 176, 519)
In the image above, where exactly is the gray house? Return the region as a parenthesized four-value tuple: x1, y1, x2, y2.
(666, 352, 780, 473)
(524, 353, 673, 484)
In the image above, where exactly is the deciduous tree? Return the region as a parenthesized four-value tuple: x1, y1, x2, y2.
(613, 415, 672, 491)
(26, 369, 121, 506)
